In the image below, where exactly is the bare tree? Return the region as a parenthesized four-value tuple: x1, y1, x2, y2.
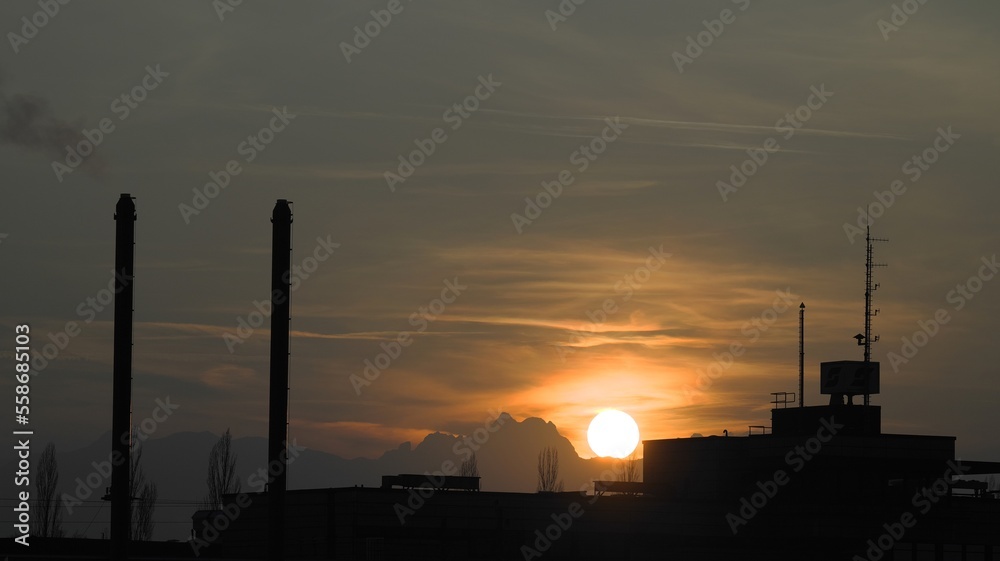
(536, 446, 563, 492)
(613, 451, 642, 496)
(459, 451, 479, 478)
(205, 428, 241, 510)
(130, 444, 157, 541)
(617, 451, 641, 483)
(34, 442, 62, 537)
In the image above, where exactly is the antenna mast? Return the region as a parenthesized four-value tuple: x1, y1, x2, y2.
(798, 303, 804, 408)
(861, 221, 888, 405)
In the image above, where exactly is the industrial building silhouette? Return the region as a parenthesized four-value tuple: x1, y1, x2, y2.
(193, 398, 1000, 560)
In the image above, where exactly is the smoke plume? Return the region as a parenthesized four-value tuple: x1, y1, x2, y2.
(0, 69, 107, 176)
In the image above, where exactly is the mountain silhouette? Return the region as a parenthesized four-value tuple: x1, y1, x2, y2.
(2, 413, 637, 541)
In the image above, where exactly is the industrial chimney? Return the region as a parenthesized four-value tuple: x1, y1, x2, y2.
(268, 200, 292, 560)
(111, 194, 135, 561)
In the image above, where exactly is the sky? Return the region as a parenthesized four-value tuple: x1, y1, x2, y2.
(1, 0, 998, 467)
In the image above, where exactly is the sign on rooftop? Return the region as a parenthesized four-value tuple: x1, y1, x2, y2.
(820, 361, 880, 395)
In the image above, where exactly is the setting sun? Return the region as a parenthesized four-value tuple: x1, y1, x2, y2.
(587, 409, 641, 458)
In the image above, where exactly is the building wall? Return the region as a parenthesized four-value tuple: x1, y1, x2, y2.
(642, 432, 956, 502)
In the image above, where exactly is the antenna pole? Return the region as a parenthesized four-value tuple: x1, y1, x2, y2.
(864, 226, 873, 364)
(799, 303, 804, 408)
(862, 219, 888, 406)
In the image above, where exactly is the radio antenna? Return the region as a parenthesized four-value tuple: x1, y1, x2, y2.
(859, 214, 888, 405)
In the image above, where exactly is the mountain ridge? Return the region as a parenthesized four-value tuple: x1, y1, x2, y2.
(2, 413, 638, 542)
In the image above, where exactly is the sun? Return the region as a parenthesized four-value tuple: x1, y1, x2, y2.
(587, 409, 640, 458)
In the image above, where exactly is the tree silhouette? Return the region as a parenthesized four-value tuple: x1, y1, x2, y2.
(130, 444, 157, 541)
(205, 428, 241, 509)
(34, 442, 62, 537)
(536, 446, 563, 492)
(617, 451, 640, 483)
(615, 451, 641, 496)
(460, 451, 479, 478)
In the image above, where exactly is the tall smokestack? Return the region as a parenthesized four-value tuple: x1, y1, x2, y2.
(268, 200, 292, 560)
(111, 194, 135, 561)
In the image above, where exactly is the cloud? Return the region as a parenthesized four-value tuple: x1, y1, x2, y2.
(201, 364, 258, 390)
